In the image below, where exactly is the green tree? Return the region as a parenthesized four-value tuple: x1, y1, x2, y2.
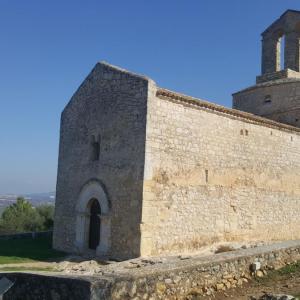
(0, 197, 42, 234)
(36, 205, 54, 230)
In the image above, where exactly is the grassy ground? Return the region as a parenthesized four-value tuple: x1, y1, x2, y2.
(255, 262, 300, 298)
(0, 266, 58, 272)
(254, 261, 300, 285)
(0, 235, 65, 264)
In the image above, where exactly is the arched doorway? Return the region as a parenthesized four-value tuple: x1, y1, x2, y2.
(88, 199, 101, 250)
(75, 180, 111, 256)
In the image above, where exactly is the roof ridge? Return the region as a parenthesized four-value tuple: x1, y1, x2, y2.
(98, 61, 151, 81)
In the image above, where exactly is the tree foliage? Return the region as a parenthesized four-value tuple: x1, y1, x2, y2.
(0, 197, 54, 234)
(36, 204, 54, 230)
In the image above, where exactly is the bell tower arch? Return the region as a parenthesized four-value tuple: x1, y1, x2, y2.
(233, 10, 300, 128)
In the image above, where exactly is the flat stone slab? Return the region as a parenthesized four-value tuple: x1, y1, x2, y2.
(0, 277, 14, 298)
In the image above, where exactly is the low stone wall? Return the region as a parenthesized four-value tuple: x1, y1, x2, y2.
(1, 273, 95, 300)
(0, 231, 52, 240)
(1, 240, 300, 299)
(106, 240, 300, 299)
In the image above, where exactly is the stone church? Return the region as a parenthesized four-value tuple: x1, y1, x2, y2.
(53, 10, 300, 260)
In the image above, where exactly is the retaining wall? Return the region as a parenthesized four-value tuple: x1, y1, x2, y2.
(2, 240, 300, 299)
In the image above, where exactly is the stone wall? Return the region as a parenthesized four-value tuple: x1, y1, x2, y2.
(233, 79, 300, 128)
(256, 69, 300, 84)
(53, 62, 150, 260)
(106, 240, 300, 300)
(2, 273, 94, 300)
(3, 240, 300, 299)
(140, 83, 300, 257)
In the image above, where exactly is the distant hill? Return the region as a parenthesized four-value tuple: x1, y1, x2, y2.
(0, 192, 55, 212)
(24, 191, 55, 206)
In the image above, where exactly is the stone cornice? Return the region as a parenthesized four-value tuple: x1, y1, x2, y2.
(232, 78, 300, 95)
(156, 88, 300, 135)
(262, 106, 300, 117)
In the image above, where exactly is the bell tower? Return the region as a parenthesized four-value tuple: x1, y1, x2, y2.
(233, 10, 300, 128)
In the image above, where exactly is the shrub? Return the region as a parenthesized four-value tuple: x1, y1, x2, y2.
(36, 204, 54, 230)
(0, 197, 54, 234)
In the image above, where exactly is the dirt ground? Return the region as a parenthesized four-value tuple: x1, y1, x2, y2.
(198, 269, 300, 299)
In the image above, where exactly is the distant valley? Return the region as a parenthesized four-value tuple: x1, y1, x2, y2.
(0, 192, 55, 212)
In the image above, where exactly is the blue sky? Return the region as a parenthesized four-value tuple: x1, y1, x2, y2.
(0, 0, 299, 194)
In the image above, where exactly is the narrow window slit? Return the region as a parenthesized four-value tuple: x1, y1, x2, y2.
(91, 135, 101, 161)
(205, 170, 209, 183)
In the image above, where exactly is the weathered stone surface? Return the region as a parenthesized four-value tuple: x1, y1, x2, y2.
(2, 273, 95, 300)
(256, 270, 264, 278)
(233, 78, 300, 128)
(142, 82, 300, 256)
(53, 62, 150, 260)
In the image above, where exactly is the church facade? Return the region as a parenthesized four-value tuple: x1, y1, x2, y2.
(53, 10, 300, 260)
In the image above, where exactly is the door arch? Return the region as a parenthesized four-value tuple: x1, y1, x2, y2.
(75, 180, 111, 256)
